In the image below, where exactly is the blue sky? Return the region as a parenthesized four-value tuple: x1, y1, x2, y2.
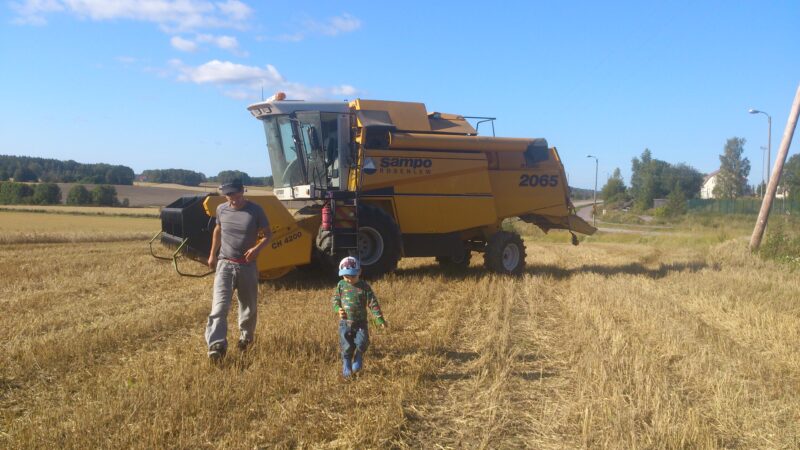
(1, 1, 798, 189)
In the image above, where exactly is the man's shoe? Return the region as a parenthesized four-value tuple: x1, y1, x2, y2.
(342, 358, 353, 378)
(352, 352, 363, 373)
(208, 343, 226, 363)
(237, 339, 252, 351)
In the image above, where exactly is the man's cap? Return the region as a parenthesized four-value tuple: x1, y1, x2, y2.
(338, 256, 360, 276)
(220, 180, 244, 195)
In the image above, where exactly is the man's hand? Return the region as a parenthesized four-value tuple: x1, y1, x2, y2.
(207, 255, 218, 269)
(243, 246, 260, 263)
(338, 308, 347, 320)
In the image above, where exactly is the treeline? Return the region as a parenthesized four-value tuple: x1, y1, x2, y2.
(601, 148, 704, 212)
(141, 168, 273, 186)
(601, 137, 759, 217)
(0, 155, 135, 185)
(0, 181, 123, 206)
(207, 170, 273, 187)
(140, 169, 206, 186)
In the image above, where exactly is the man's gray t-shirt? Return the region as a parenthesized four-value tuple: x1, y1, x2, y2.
(216, 201, 269, 261)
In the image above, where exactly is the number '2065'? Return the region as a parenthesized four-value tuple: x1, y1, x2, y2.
(519, 174, 559, 187)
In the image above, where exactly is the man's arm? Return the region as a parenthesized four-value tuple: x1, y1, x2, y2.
(207, 223, 221, 268)
(244, 227, 271, 263)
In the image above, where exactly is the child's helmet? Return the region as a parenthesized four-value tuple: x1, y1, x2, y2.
(338, 256, 361, 276)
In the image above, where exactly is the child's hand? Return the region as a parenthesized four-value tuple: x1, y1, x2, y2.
(338, 309, 347, 320)
(379, 321, 388, 329)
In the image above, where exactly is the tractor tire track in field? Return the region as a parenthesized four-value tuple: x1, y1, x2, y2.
(399, 273, 575, 448)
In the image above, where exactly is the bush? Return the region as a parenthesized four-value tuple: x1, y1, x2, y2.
(91, 184, 118, 206)
(0, 181, 34, 204)
(66, 185, 92, 205)
(759, 218, 800, 266)
(32, 183, 61, 205)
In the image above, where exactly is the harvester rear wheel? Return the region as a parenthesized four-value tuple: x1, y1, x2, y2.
(484, 231, 526, 275)
(436, 247, 471, 271)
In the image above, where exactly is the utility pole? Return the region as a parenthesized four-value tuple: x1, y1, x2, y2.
(750, 83, 800, 251)
(749, 109, 772, 197)
(587, 155, 598, 226)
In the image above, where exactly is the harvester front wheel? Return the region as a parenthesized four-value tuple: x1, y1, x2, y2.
(484, 231, 526, 275)
(315, 204, 401, 279)
(357, 205, 402, 279)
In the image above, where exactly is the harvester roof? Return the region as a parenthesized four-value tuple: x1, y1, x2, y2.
(248, 97, 478, 135)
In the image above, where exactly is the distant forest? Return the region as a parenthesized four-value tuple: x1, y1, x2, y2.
(0, 155, 135, 185)
(140, 169, 273, 187)
(0, 155, 274, 187)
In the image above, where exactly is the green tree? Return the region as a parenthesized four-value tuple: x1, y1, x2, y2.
(665, 182, 687, 216)
(13, 166, 37, 182)
(217, 170, 252, 185)
(783, 154, 800, 200)
(600, 168, 627, 203)
(104, 166, 136, 185)
(660, 163, 704, 198)
(91, 185, 118, 206)
(66, 185, 92, 205)
(32, 183, 61, 205)
(140, 168, 205, 186)
(713, 137, 751, 199)
(0, 181, 34, 204)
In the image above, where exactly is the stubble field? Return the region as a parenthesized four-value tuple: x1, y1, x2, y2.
(1, 210, 798, 448)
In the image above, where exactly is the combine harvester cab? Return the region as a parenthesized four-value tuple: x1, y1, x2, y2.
(155, 95, 595, 279)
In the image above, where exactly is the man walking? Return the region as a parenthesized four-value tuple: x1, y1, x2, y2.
(205, 180, 271, 363)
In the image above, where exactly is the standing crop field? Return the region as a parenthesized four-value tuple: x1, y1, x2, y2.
(1, 212, 799, 448)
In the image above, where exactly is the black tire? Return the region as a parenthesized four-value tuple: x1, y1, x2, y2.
(484, 231, 526, 275)
(315, 204, 402, 279)
(436, 247, 472, 271)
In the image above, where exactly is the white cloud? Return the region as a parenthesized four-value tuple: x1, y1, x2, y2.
(212, 35, 237, 50)
(10, 0, 64, 25)
(169, 34, 244, 55)
(116, 55, 140, 64)
(11, 0, 253, 31)
(216, 0, 249, 21)
(170, 59, 359, 101)
(313, 13, 361, 36)
(170, 36, 197, 52)
(263, 13, 361, 42)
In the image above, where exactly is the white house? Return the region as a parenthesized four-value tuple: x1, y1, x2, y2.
(700, 170, 719, 199)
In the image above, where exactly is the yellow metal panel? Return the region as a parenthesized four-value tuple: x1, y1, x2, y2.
(394, 195, 498, 233)
(427, 113, 477, 134)
(203, 195, 313, 273)
(352, 99, 431, 131)
(389, 132, 535, 152)
(361, 149, 490, 193)
(489, 167, 570, 219)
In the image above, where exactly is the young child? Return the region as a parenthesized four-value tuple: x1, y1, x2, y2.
(332, 256, 387, 377)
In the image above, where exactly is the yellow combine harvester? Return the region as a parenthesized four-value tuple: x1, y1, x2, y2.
(155, 96, 596, 279)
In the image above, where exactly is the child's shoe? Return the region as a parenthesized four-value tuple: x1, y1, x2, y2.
(342, 357, 353, 378)
(352, 352, 363, 373)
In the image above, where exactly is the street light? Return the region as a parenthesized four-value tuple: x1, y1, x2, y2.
(749, 108, 772, 197)
(587, 154, 598, 226)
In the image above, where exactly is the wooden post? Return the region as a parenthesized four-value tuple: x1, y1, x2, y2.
(750, 83, 800, 251)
